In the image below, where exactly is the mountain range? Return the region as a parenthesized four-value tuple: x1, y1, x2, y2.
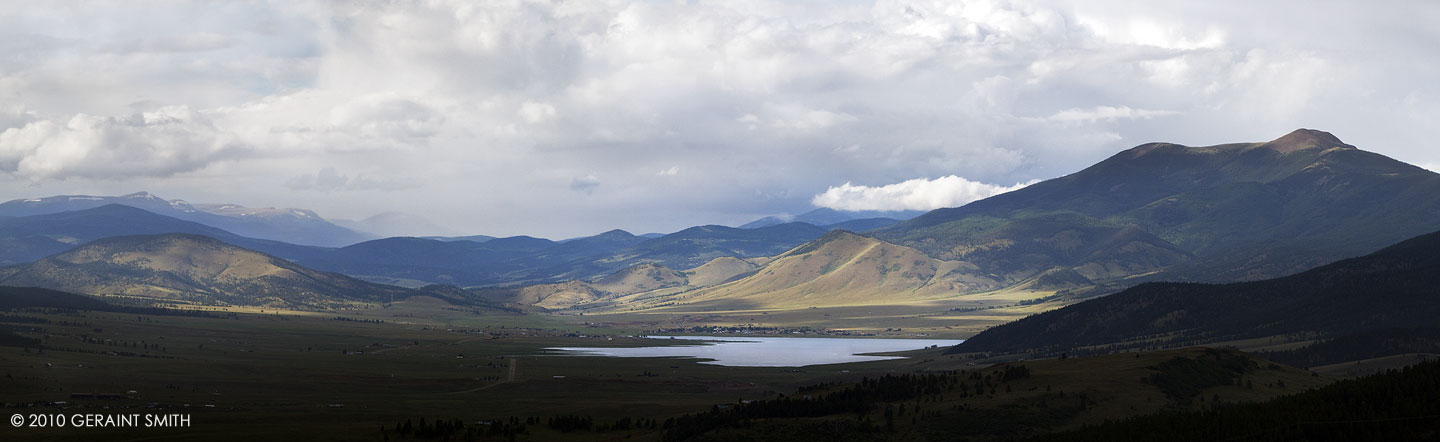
(0, 204, 842, 288)
(0, 192, 373, 247)
(871, 129, 1440, 284)
(278, 222, 835, 287)
(0, 204, 298, 265)
(737, 207, 921, 230)
(1, 129, 1436, 321)
(557, 129, 1440, 314)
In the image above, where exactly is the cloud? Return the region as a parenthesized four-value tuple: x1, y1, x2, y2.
(102, 32, 235, 54)
(1, 1, 1439, 238)
(0, 106, 247, 180)
(1044, 106, 1180, 124)
(326, 95, 445, 144)
(656, 166, 679, 176)
(570, 174, 600, 195)
(518, 101, 557, 124)
(286, 167, 419, 192)
(812, 176, 1037, 212)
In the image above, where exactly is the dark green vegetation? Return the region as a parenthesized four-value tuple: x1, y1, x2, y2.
(653, 347, 1324, 442)
(1026, 358, 1440, 442)
(660, 367, 1036, 441)
(0, 296, 1327, 442)
(952, 229, 1440, 357)
(1260, 327, 1440, 369)
(0, 286, 234, 320)
(1144, 348, 1255, 403)
(0, 286, 113, 311)
(873, 129, 1440, 286)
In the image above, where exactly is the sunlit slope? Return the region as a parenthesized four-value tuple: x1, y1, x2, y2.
(487, 256, 762, 309)
(681, 256, 760, 286)
(0, 233, 409, 308)
(654, 231, 1002, 309)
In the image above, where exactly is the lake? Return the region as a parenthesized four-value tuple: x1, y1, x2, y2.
(546, 335, 964, 367)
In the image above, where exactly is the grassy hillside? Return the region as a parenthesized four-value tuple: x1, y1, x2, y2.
(598, 223, 829, 270)
(482, 256, 763, 310)
(0, 233, 412, 309)
(658, 231, 1005, 310)
(682, 256, 761, 286)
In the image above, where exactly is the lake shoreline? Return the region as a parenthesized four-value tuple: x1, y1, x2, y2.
(547, 335, 964, 367)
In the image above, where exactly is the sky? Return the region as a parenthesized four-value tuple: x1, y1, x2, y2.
(1, 0, 1438, 239)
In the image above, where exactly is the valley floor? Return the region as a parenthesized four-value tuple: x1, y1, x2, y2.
(0, 301, 1344, 442)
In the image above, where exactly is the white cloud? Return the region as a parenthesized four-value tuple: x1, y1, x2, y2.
(1045, 105, 1180, 124)
(326, 95, 444, 144)
(518, 101, 556, 124)
(0, 106, 246, 180)
(811, 176, 1037, 212)
(102, 32, 235, 54)
(286, 167, 418, 192)
(656, 166, 679, 176)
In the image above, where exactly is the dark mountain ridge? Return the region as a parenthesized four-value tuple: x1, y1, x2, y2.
(950, 228, 1440, 357)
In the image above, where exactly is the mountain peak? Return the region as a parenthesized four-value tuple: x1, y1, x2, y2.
(122, 191, 161, 199)
(1256, 128, 1352, 154)
(597, 229, 635, 237)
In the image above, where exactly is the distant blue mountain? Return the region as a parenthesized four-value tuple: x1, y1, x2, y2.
(738, 208, 921, 229)
(0, 192, 372, 247)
